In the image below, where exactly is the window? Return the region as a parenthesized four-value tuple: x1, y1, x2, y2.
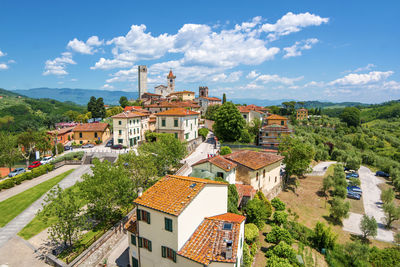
(256, 172, 259, 181)
(79, 132, 82, 138)
(190, 123, 192, 130)
(118, 139, 123, 144)
(165, 218, 173, 232)
(131, 234, 136, 246)
(243, 115, 247, 119)
(275, 176, 277, 183)
(132, 257, 139, 267)
(265, 133, 269, 137)
(134, 129, 136, 134)
(161, 246, 176, 262)
(281, 120, 284, 125)
(161, 119, 166, 127)
(174, 119, 178, 127)
(174, 133, 178, 139)
(119, 130, 122, 135)
(119, 120, 122, 125)
(80, 141, 83, 144)
(186, 120, 188, 126)
(138, 237, 152, 251)
(263, 169, 266, 178)
(223, 223, 232, 230)
(137, 209, 151, 224)
(185, 133, 189, 140)
(217, 172, 224, 178)
(94, 132, 98, 138)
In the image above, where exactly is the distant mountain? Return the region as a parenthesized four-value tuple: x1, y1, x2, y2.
(12, 88, 139, 105)
(230, 98, 295, 106)
(230, 98, 368, 108)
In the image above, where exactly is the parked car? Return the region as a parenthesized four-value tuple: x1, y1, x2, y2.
(344, 166, 350, 171)
(105, 140, 113, 147)
(82, 144, 94, 148)
(376, 171, 390, 178)
(64, 145, 72, 151)
(28, 161, 42, 170)
(347, 186, 362, 194)
(347, 191, 361, 200)
(40, 156, 53, 165)
(346, 172, 359, 179)
(8, 168, 26, 177)
(111, 144, 124, 150)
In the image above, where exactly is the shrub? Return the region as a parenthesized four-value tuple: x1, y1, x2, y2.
(244, 223, 259, 244)
(245, 198, 271, 230)
(265, 241, 297, 265)
(271, 197, 286, 211)
(273, 211, 288, 226)
(284, 221, 313, 246)
(266, 254, 293, 267)
(265, 226, 292, 245)
(220, 146, 232, 156)
(369, 247, 400, 267)
(198, 128, 209, 140)
(0, 179, 15, 190)
(242, 242, 253, 267)
(312, 222, 337, 250)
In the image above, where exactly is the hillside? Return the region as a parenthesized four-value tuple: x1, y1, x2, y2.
(12, 88, 139, 105)
(0, 88, 85, 132)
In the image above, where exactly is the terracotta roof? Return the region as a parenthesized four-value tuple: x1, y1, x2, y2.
(155, 108, 200, 116)
(133, 175, 227, 216)
(178, 213, 244, 265)
(111, 111, 149, 119)
(155, 85, 167, 89)
(261, 124, 293, 132)
(145, 101, 200, 109)
(124, 213, 137, 234)
(267, 114, 288, 120)
(192, 155, 237, 172)
(200, 96, 221, 101)
(235, 184, 256, 198)
(47, 126, 75, 135)
(73, 123, 109, 132)
(224, 150, 283, 170)
(246, 104, 269, 112)
(124, 106, 144, 111)
(168, 91, 195, 96)
(167, 70, 175, 78)
(142, 92, 162, 97)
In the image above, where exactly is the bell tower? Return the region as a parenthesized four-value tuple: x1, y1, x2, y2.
(167, 69, 176, 93)
(199, 86, 209, 98)
(138, 65, 147, 99)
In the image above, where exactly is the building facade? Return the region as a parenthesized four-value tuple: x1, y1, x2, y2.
(125, 175, 245, 267)
(47, 127, 74, 146)
(138, 65, 148, 99)
(73, 123, 110, 145)
(191, 155, 237, 184)
(168, 91, 195, 101)
(259, 114, 293, 147)
(112, 111, 149, 147)
(155, 108, 200, 142)
(296, 108, 308, 120)
(155, 70, 176, 98)
(237, 106, 262, 125)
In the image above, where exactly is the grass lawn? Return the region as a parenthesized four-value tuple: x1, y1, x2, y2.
(0, 168, 75, 227)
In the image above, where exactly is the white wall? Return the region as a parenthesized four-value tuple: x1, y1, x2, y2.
(192, 162, 236, 184)
(249, 161, 282, 191)
(113, 116, 147, 147)
(156, 115, 199, 142)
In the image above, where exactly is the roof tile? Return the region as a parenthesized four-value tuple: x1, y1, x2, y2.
(73, 123, 109, 132)
(224, 150, 283, 170)
(155, 108, 199, 116)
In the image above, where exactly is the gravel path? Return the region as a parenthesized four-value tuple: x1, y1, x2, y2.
(309, 161, 336, 176)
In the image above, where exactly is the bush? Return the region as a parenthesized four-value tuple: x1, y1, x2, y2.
(245, 198, 271, 230)
(369, 247, 400, 267)
(265, 241, 297, 265)
(198, 128, 209, 140)
(284, 221, 314, 246)
(265, 226, 292, 245)
(0, 179, 15, 190)
(273, 211, 288, 226)
(312, 221, 337, 250)
(271, 197, 286, 211)
(245, 223, 259, 244)
(220, 146, 232, 156)
(266, 254, 293, 267)
(242, 242, 253, 267)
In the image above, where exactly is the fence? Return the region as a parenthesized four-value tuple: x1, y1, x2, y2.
(175, 162, 189, 176)
(53, 160, 83, 169)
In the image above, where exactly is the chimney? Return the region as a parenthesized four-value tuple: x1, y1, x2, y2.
(225, 240, 233, 260)
(138, 187, 143, 197)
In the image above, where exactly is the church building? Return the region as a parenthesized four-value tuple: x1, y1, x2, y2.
(155, 70, 176, 98)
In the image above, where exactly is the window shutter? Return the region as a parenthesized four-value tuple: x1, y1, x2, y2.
(131, 234, 136, 246)
(147, 211, 151, 224)
(137, 209, 141, 220)
(162, 246, 166, 258)
(173, 250, 176, 262)
(138, 237, 143, 247)
(148, 240, 152, 251)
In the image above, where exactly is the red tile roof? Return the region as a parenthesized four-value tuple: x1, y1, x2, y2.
(200, 96, 221, 101)
(192, 155, 237, 172)
(73, 123, 109, 132)
(145, 101, 200, 109)
(124, 212, 137, 234)
(178, 213, 244, 265)
(155, 108, 200, 116)
(142, 92, 162, 97)
(224, 150, 284, 170)
(167, 70, 175, 78)
(133, 175, 227, 216)
(267, 114, 288, 120)
(235, 184, 256, 198)
(47, 126, 75, 135)
(168, 91, 195, 96)
(111, 111, 149, 119)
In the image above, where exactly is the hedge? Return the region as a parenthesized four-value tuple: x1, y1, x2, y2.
(52, 152, 84, 164)
(0, 164, 55, 191)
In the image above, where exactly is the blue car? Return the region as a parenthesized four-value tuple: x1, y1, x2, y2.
(376, 171, 389, 178)
(347, 191, 361, 200)
(347, 186, 362, 194)
(8, 168, 26, 177)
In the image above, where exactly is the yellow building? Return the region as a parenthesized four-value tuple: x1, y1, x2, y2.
(73, 123, 110, 145)
(259, 114, 292, 147)
(167, 91, 195, 101)
(266, 114, 288, 126)
(296, 108, 308, 120)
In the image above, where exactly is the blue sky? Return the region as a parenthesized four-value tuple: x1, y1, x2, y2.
(0, 0, 399, 103)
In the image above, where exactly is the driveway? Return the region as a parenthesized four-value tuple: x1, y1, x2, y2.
(342, 166, 393, 242)
(0, 165, 92, 249)
(309, 161, 336, 176)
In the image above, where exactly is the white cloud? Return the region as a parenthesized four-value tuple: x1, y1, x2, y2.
(106, 66, 138, 83)
(283, 38, 319, 58)
(91, 58, 133, 70)
(382, 81, 400, 90)
(329, 71, 393, 86)
(43, 52, 76, 76)
(211, 71, 242, 82)
(67, 36, 103, 54)
(256, 74, 304, 85)
(261, 12, 329, 41)
(7, 59, 16, 64)
(246, 70, 259, 79)
(347, 63, 376, 73)
(101, 84, 115, 89)
(0, 50, 5, 57)
(70, 78, 78, 82)
(0, 63, 8, 70)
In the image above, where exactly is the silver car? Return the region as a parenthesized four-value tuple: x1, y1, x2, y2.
(82, 144, 94, 148)
(8, 168, 26, 177)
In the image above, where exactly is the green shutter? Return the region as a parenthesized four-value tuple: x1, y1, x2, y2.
(138, 237, 143, 247)
(131, 234, 136, 246)
(132, 257, 139, 267)
(148, 240, 152, 251)
(173, 250, 176, 262)
(137, 209, 141, 220)
(162, 246, 166, 258)
(147, 211, 151, 224)
(165, 218, 172, 232)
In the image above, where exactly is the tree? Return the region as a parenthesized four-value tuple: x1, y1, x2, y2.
(204, 104, 220, 120)
(220, 146, 232, 156)
(265, 241, 297, 264)
(360, 214, 378, 240)
(0, 132, 22, 172)
(244, 198, 271, 229)
(271, 197, 286, 211)
(35, 131, 52, 155)
(17, 130, 40, 167)
(79, 159, 134, 223)
(394, 232, 400, 247)
(95, 97, 106, 118)
(138, 133, 186, 176)
(330, 197, 350, 223)
(265, 226, 293, 245)
(345, 156, 361, 171)
(381, 188, 395, 204)
(332, 164, 348, 199)
(279, 136, 315, 178)
(340, 107, 361, 127)
(228, 184, 240, 214)
(119, 96, 129, 108)
(255, 191, 273, 218)
(87, 96, 97, 114)
(242, 242, 253, 267)
(383, 201, 400, 228)
(41, 186, 85, 247)
(313, 222, 337, 250)
(245, 223, 259, 244)
(273, 211, 288, 226)
(64, 110, 80, 121)
(222, 93, 227, 104)
(266, 254, 293, 267)
(322, 175, 333, 206)
(198, 128, 209, 140)
(213, 102, 246, 142)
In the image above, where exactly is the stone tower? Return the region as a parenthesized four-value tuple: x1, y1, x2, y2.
(138, 65, 147, 98)
(167, 69, 176, 93)
(199, 86, 209, 98)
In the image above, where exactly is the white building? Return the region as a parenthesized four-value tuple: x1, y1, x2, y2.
(155, 108, 200, 142)
(237, 106, 263, 125)
(138, 65, 148, 99)
(155, 70, 176, 98)
(112, 111, 149, 147)
(125, 175, 245, 267)
(191, 155, 237, 184)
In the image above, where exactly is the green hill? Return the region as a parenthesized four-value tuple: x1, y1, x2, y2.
(0, 88, 85, 132)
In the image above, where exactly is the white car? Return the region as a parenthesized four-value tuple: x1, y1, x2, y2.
(40, 156, 54, 165)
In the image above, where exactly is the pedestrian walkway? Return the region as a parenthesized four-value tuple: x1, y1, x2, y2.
(0, 165, 92, 249)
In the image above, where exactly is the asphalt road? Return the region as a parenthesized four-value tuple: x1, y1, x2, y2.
(309, 161, 336, 176)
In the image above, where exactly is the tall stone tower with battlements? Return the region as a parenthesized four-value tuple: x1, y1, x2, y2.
(138, 65, 147, 99)
(199, 86, 209, 98)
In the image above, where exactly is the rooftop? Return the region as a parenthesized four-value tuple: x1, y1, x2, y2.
(235, 184, 256, 199)
(168, 90, 195, 95)
(192, 155, 237, 172)
(124, 212, 137, 234)
(47, 126, 75, 135)
(200, 96, 221, 101)
(224, 150, 284, 170)
(178, 212, 245, 265)
(167, 70, 176, 79)
(73, 122, 109, 132)
(142, 92, 162, 97)
(155, 108, 200, 116)
(111, 111, 149, 119)
(145, 101, 200, 109)
(267, 114, 288, 120)
(133, 175, 227, 216)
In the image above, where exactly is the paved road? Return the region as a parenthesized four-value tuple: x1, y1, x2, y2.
(309, 161, 336, 176)
(0, 165, 92, 249)
(0, 165, 77, 202)
(180, 132, 216, 176)
(343, 166, 393, 242)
